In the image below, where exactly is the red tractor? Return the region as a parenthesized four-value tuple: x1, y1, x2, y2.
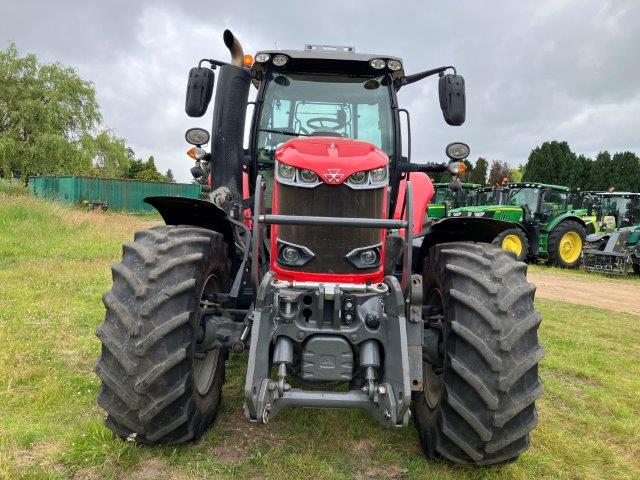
(95, 30, 543, 465)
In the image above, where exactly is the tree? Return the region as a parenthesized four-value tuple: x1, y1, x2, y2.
(610, 151, 640, 192)
(510, 165, 524, 183)
(487, 160, 511, 186)
(586, 151, 613, 191)
(89, 130, 131, 178)
(0, 43, 101, 177)
(522, 141, 575, 185)
(166, 169, 175, 183)
(0, 43, 145, 180)
(125, 156, 167, 182)
(468, 157, 488, 185)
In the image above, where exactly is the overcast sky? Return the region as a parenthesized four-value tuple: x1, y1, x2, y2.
(2, 0, 639, 182)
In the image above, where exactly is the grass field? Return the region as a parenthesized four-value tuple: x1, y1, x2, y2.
(1, 193, 639, 479)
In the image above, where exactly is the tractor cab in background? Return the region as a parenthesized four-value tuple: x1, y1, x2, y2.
(584, 192, 640, 275)
(427, 181, 480, 219)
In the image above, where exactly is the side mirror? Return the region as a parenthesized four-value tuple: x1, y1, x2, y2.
(185, 67, 215, 117)
(438, 74, 466, 126)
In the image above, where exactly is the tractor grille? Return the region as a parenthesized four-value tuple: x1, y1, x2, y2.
(276, 183, 385, 274)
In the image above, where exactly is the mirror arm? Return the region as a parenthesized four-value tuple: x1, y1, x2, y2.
(394, 66, 456, 90)
(396, 162, 449, 174)
(198, 58, 225, 69)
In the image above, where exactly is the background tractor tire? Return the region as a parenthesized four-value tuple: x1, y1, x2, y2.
(492, 228, 529, 262)
(95, 225, 230, 444)
(413, 242, 543, 465)
(547, 220, 586, 268)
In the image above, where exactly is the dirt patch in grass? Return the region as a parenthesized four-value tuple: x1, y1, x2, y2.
(130, 458, 170, 480)
(529, 271, 640, 315)
(206, 409, 283, 465)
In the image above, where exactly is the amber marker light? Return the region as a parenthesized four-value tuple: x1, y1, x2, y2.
(187, 146, 206, 160)
(243, 54, 254, 67)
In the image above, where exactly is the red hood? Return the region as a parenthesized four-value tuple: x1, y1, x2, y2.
(275, 137, 388, 185)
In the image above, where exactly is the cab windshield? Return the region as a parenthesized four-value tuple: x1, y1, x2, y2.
(433, 186, 454, 204)
(256, 72, 394, 166)
(602, 196, 640, 226)
(508, 187, 540, 213)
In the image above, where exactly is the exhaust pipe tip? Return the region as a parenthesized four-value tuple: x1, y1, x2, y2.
(223, 29, 234, 49)
(223, 29, 244, 67)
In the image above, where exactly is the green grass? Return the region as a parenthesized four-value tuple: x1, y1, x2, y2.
(0, 179, 28, 196)
(529, 263, 640, 284)
(1, 194, 639, 479)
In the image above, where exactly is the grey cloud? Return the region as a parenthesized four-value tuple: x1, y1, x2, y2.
(1, 0, 638, 181)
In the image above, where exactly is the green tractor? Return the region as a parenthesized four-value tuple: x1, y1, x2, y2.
(426, 182, 481, 218)
(583, 192, 640, 275)
(450, 182, 597, 267)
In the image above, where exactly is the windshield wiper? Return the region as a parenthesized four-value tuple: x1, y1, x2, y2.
(259, 128, 308, 137)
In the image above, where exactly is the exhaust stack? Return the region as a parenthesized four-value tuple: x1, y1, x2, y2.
(209, 29, 251, 212)
(223, 29, 244, 68)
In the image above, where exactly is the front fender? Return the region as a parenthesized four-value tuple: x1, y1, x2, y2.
(418, 216, 516, 262)
(144, 196, 236, 257)
(547, 214, 592, 234)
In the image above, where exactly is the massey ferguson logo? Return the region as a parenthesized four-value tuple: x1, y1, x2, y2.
(324, 168, 343, 183)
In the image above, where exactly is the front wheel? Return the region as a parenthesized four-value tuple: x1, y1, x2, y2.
(547, 220, 586, 268)
(95, 225, 230, 444)
(413, 242, 544, 465)
(492, 228, 529, 262)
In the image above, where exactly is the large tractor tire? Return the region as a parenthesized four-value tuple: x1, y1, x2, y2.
(413, 242, 544, 465)
(492, 228, 529, 262)
(95, 225, 230, 444)
(547, 220, 586, 268)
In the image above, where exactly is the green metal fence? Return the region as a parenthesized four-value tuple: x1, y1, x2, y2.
(28, 175, 201, 213)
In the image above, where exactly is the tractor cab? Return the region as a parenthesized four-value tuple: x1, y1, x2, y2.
(584, 193, 640, 275)
(427, 182, 480, 219)
(596, 192, 640, 230)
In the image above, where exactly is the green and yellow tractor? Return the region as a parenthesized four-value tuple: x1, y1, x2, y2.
(583, 192, 640, 275)
(449, 182, 597, 267)
(426, 182, 481, 219)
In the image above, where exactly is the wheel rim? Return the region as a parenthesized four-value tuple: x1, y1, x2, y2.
(559, 231, 582, 264)
(423, 288, 444, 409)
(502, 234, 523, 258)
(194, 274, 221, 396)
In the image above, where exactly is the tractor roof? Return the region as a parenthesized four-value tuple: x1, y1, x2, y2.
(599, 192, 640, 198)
(252, 46, 405, 79)
(508, 182, 570, 191)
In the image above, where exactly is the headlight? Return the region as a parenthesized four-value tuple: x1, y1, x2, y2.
(281, 246, 300, 263)
(272, 54, 289, 67)
(445, 142, 470, 160)
(360, 249, 377, 265)
(279, 163, 295, 179)
(387, 59, 402, 71)
(255, 53, 270, 63)
(370, 167, 387, 183)
(349, 171, 367, 184)
(300, 169, 318, 183)
(369, 58, 385, 69)
(185, 128, 210, 146)
(345, 243, 382, 269)
(277, 240, 315, 267)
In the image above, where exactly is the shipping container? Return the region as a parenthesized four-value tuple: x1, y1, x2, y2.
(28, 175, 201, 213)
